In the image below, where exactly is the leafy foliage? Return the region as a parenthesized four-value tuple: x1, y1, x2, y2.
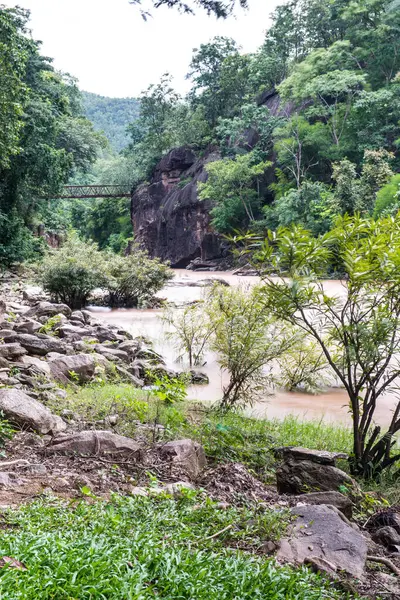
(38, 235, 107, 309)
(204, 284, 294, 409)
(105, 247, 173, 308)
(0, 493, 352, 600)
(253, 214, 400, 479)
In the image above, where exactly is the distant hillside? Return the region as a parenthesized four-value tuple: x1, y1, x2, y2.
(81, 91, 140, 153)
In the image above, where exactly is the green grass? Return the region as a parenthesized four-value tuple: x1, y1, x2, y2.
(52, 383, 353, 481)
(0, 494, 356, 599)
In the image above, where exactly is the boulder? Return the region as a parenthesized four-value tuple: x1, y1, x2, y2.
(15, 334, 67, 356)
(20, 355, 51, 377)
(158, 439, 206, 479)
(95, 327, 120, 343)
(48, 354, 96, 383)
(372, 526, 400, 550)
(14, 320, 42, 334)
(47, 430, 143, 458)
(188, 370, 209, 385)
(274, 447, 348, 465)
(276, 457, 360, 497)
(296, 491, 353, 518)
(59, 324, 94, 338)
(0, 343, 27, 360)
(25, 301, 71, 319)
(277, 504, 367, 579)
(0, 389, 66, 434)
(94, 345, 130, 363)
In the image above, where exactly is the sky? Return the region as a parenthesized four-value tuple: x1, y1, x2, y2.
(4, 0, 282, 98)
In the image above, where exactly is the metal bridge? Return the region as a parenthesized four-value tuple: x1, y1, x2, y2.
(51, 185, 131, 199)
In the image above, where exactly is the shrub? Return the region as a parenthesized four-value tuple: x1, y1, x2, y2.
(162, 303, 215, 367)
(373, 173, 400, 217)
(205, 284, 294, 409)
(39, 235, 107, 309)
(105, 247, 173, 308)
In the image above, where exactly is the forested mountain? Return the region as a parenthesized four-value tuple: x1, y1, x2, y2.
(125, 0, 400, 240)
(81, 91, 140, 152)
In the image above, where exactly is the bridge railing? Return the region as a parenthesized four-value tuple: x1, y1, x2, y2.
(48, 185, 132, 199)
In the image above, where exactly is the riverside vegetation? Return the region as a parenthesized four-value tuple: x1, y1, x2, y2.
(1, 0, 400, 597)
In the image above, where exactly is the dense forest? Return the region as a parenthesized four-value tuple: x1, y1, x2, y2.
(81, 91, 139, 152)
(1, 0, 400, 259)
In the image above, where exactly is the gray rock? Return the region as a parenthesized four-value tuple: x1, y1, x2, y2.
(188, 370, 209, 385)
(15, 334, 67, 356)
(0, 472, 23, 487)
(158, 439, 206, 479)
(94, 345, 130, 362)
(276, 458, 360, 497)
(20, 355, 51, 377)
(95, 327, 120, 343)
(71, 311, 85, 323)
(277, 504, 367, 579)
(59, 324, 93, 338)
(25, 301, 71, 319)
(0, 389, 67, 434)
(372, 526, 400, 549)
(0, 343, 27, 360)
(296, 491, 353, 518)
(274, 447, 348, 465)
(47, 430, 143, 458)
(48, 354, 96, 383)
(14, 319, 42, 335)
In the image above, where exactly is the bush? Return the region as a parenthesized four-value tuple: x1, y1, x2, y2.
(39, 235, 107, 309)
(373, 173, 400, 217)
(105, 247, 173, 308)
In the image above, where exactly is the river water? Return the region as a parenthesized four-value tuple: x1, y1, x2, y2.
(93, 270, 398, 427)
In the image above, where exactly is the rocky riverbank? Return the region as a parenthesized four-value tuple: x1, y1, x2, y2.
(0, 279, 399, 598)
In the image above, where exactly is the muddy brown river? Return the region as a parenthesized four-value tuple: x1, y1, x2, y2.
(93, 270, 398, 427)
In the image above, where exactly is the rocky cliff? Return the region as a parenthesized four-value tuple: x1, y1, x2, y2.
(131, 147, 224, 268)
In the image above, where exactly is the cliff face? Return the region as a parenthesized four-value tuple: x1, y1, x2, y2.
(131, 147, 223, 267)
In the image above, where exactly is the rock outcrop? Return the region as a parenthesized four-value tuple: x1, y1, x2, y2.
(131, 147, 224, 267)
(278, 504, 367, 579)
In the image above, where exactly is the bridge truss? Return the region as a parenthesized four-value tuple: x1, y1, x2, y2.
(52, 185, 131, 199)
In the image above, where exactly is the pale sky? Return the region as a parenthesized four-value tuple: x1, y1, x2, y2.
(4, 0, 282, 97)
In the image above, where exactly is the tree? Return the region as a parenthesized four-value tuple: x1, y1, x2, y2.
(129, 0, 248, 18)
(332, 149, 393, 215)
(0, 6, 102, 266)
(255, 215, 400, 479)
(273, 117, 330, 189)
(162, 303, 215, 367)
(374, 174, 400, 217)
(0, 6, 28, 167)
(205, 284, 293, 409)
(187, 37, 245, 127)
(198, 153, 270, 232)
(266, 181, 336, 236)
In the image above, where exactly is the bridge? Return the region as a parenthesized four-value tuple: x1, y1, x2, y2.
(50, 185, 132, 199)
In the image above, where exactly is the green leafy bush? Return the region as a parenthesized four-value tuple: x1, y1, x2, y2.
(105, 247, 173, 307)
(39, 235, 107, 309)
(374, 173, 400, 217)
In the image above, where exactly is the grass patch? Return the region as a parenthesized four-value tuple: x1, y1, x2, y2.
(51, 383, 353, 482)
(0, 494, 356, 599)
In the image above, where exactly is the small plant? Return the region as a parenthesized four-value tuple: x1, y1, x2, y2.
(277, 336, 334, 394)
(39, 314, 62, 335)
(0, 411, 14, 457)
(5, 311, 17, 323)
(162, 303, 215, 367)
